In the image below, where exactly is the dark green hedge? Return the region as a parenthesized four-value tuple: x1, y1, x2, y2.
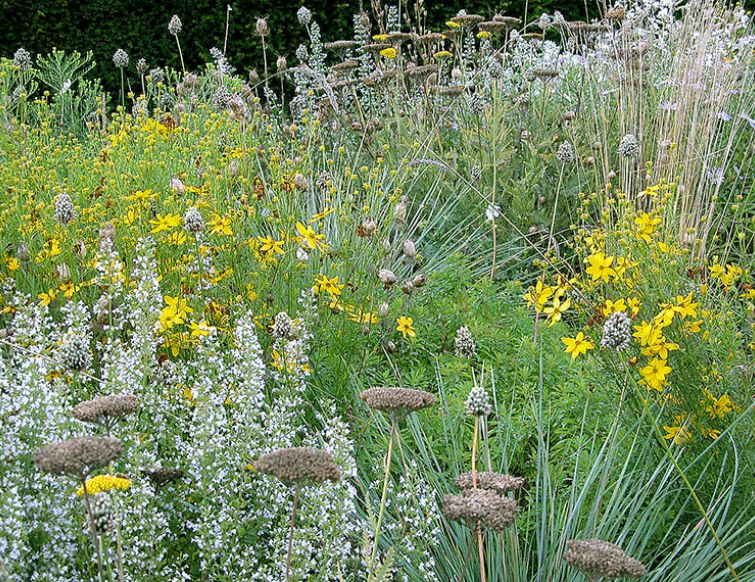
(0, 0, 590, 92)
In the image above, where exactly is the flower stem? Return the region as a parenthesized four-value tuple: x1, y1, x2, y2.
(472, 415, 486, 582)
(81, 478, 105, 582)
(285, 485, 301, 581)
(367, 419, 396, 581)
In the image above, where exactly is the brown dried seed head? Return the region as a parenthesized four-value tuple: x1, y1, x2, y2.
(72, 394, 139, 423)
(455, 471, 525, 494)
(142, 466, 185, 486)
(564, 539, 646, 579)
(255, 447, 341, 484)
(33, 437, 123, 478)
(442, 489, 518, 532)
(361, 387, 436, 413)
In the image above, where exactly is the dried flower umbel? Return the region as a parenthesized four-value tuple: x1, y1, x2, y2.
(564, 539, 646, 580)
(112, 49, 129, 69)
(601, 311, 632, 351)
(361, 387, 436, 416)
(455, 326, 477, 358)
(618, 133, 640, 158)
(455, 471, 525, 494)
(72, 394, 138, 433)
(442, 489, 518, 532)
(142, 466, 184, 487)
(33, 437, 123, 479)
(465, 385, 491, 416)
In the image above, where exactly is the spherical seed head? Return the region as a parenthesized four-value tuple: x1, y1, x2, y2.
(33, 437, 123, 478)
(14, 47, 32, 70)
(168, 15, 182, 35)
(183, 207, 205, 233)
(72, 394, 139, 424)
(557, 140, 575, 164)
(213, 85, 232, 109)
(465, 385, 491, 416)
(455, 471, 525, 494)
(601, 311, 632, 351)
(59, 332, 92, 372)
(442, 489, 518, 532)
(54, 193, 74, 224)
(255, 447, 340, 484)
(297, 6, 312, 25)
(271, 312, 293, 340)
(113, 49, 129, 69)
(90, 492, 119, 534)
(361, 387, 436, 414)
(454, 326, 477, 358)
(136, 58, 148, 76)
(142, 466, 184, 486)
(149, 67, 165, 84)
(565, 539, 646, 579)
(618, 133, 640, 158)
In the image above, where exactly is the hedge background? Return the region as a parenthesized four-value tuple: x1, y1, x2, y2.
(0, 0, 596, 92)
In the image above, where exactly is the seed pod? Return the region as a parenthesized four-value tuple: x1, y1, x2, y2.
(378, 302, 390, 317)
(256, 18, 269, 36)
(170, 177, 185, 195)
(293, 173, 309, 191)
(402, 240, 417, 259)
(276, 55, 287, 73)
(378, 269, 397, 286)
(412, 274, 427, 288)
(401, 279, 414, 294)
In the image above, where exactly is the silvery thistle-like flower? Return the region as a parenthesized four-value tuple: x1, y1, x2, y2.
(556, 140, 576, 163)
(618, 133, 639, 158)
(54, 193, 75, 224)
(465, 385, 491, 416)
(601, 311, 632, 351)
(113, 49, 129, 68)
(13, 47, 32, 70)
(169, 14, 182, 35)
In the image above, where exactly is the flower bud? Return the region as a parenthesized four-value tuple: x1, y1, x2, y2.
(55, 263, 70, 281)
(402, 239, 417, 259)
(276, 55, 287, 74)
(170, 177, 185, 195)
(362, 217, 377, 237)
(378, 302, 390, 317)
(256, 17, 269, 36)
(412, 274, 427, 288)
(401, 279, 414, 294)
(378, 268, 397, 286)
(293, 173, 309, 191)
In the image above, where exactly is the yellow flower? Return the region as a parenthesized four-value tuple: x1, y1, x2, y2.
(396, 316, 416, 339)
(7, 258, 19, 271)
(476, 31, 491, 38)
(189, 320, 214, 338)
(296, 221, 325, 250)
(639, 357, 672, 391)
(58, 282, 80, 299)
(149, 213, 181, 234)
(445, 20, 461, 28)
(433, 50, 453, 59)
(257, 235, 285, 255)
(208, 214, 233, 236)
(379, 47, 398, 59)
(561, 332, 595, 359)
(543, 296, 571, 327)
(663, 422, 692, 445)
(349, 310, 379, 325)
(523, 279, 554, 313)
(641, 336, 678, 360)
(602, 298, 626, 317)
(159, 295, 193, 332)
(313, 274, 344, 297)
(585, 252, 615, 283)
(702, 390, 734, 419)
(672, 292, 699, 319)
(38, 289, 57, 307)
(701, 427, 721, 440)
(683, 319, 703, 333)
(627, 297, 641, 317)
(634, 212, 661, 243)
(76, 475, 131, 496)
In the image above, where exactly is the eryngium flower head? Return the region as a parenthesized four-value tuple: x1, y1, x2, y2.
(89, 493, 119, 534)
(255, 447, 340, 484)
(54, 193, 75, 224)
(297, 6, 312, 25)
(113, 49, 129, 68)
(59, 332, 92, 372)
(442, 489, 518, 532)
(183, 206, 205, 233)
(33, 437, 123, 478)
(455, 471, 525, 494)
(556, 140, 575, 164)
(361, 387, 436, 414)
(454, 326, 477, 358)
(72, 394, 139, 424)
(564, 539, 646, 579)
(601, 311, 632, 351)
(14, 48, 32, 70)
(618, 133, 639, 158)
(465, 385, 491, 416)
(169, 15, 183, 35)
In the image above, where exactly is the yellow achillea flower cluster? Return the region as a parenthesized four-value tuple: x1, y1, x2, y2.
(76, 474, 131, 496)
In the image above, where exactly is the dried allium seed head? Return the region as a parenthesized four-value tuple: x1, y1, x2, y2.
(183, 207, 204, 233)
(72, 394, 139, 424)
(378, 268, 397, 286)
(601, 311, 632, 351)
(442, 489, 518, 532)
(361, 387, 436, 414)
(412, 274, 427, 288)
(142, 466, 184, 486)
(255, 17, 269, 36)
(168, 14, 182, 35)
(556, 140, 575, 164)
(89, 492, 119, 534)
(618, 133, 639, 158)
(136, 58, 148, 76)
(564, 539, 646, 579)
(255, 447, 340, 484)
(54, 193, 75, 224)
(33, 437, 123, 478)
(402, 240, 417, 259)
(465, 385, 491, 416)
(297, 6, 312, 25)
(59, 332, 92, 372)
(454, 326, 477, 358)
(270, 311, 293, 340)
(113, 49, 129, 69)
(455, 471, 525, 493)
(13, 47, 32, 70)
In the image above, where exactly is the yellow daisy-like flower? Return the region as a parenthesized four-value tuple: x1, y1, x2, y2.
(396, 316, 416, 339)
(585, 252, 615, 283)
(208, 214, 233, 236)
(379, 47, 398, 59)
(634, 212, 661, 243)
(543, 296, 571, 327)
(296, 221, 326, 250)
(639, 357, 671, 391)
(561, 332, 595, 359)
(76, 475, 132, 496)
